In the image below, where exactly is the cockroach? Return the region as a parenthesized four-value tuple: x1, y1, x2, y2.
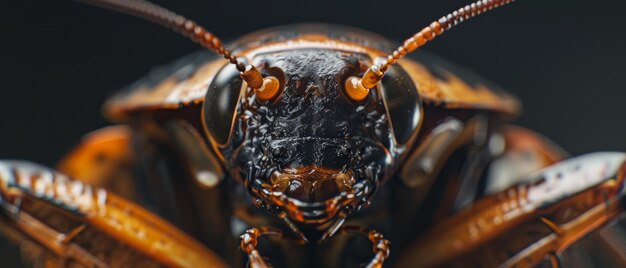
(2, 0, 626, 267)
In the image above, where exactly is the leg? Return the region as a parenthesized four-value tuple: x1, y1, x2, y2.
(0, 161, 227, 267)
(341, 226, 391, 268)
(395, 152, 626, 267)
(58, 123, 234, 261)
(483, 125, 568, 194)
(239, 224, 391, 268)
(240, 227, 284, 268)
(394, 124, 567, 242)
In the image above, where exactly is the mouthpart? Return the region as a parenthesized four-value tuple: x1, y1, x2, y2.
(254, 166, 373, 224)
(270, 167, 356, 203)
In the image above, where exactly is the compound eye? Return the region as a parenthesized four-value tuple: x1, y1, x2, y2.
(380, 65, 422, 144)
(203, 63, 243, 145)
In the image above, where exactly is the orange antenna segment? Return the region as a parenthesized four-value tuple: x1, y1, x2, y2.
(346, 0, 516, 100)
(76, 0, 277, 93)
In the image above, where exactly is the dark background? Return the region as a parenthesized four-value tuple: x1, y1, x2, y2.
(1, 0, 626, 266)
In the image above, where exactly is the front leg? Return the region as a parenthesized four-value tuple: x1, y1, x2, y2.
(240, 227, 284, 268)
(0, 160, 227, 267)
(340, 226, 391, 268)
(240, 224, 391, 268)
(396, 152, 626, 267)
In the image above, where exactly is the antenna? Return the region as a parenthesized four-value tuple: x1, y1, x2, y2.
(345, 0, 516, 101)
(76, 0, 279, 98)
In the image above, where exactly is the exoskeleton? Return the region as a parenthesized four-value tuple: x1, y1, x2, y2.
(2, 0, 626, 267)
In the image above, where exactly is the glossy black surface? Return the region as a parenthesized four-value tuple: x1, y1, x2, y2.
(220, 49, 396, 218)
(380, 64, 421, 144)
(204, 63, 243, 145)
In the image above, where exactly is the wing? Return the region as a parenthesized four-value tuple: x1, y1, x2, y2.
(103, 51, 224, 122)
(395, 152, 626, 267)
(0, 161, 227, 267)
(400, 51, 520, 114)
